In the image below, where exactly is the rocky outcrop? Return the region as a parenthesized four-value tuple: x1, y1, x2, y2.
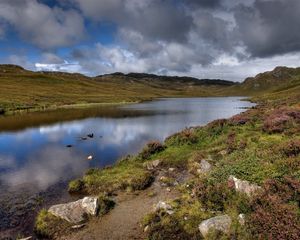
(228, 175, 262, 197)
(48, 197, 98, 223)
(154, 201, 174, 215)
(199, 215, 232, 237)
(143, 159, 161, 170)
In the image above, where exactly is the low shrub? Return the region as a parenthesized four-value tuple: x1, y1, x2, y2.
(165, 128, 198, 146)
(262, 108, 300, 134)
(139, 141, 165, 159)
(193, 180, 232, 211)
(68, 178, 85, 193)
(226, 132, 237, 154)
(98, 194, 115, 216)
(144, 213, 199, 240)
(229, 114, 250, 126)
(247, 194, 300, 239)
(34, 209, 71, 238)
(280, 139, 300, 157)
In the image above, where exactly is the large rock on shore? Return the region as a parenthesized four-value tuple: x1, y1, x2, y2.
(228, 175, 262, 197)
(199, 215, 232, 237)
(49, 197, 98, 223)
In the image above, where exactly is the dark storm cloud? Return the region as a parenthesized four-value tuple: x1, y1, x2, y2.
(234, 0, 300, 57)
(72, 0, 193, 43)
(184, 0, 222, 8)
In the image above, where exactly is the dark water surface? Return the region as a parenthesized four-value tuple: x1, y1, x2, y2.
(0, 97, 254, 237)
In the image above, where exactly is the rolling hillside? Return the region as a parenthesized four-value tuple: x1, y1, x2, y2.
(0, 65, 236, 114)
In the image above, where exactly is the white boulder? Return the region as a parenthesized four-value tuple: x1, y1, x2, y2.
(49, 197, 98, 223)
(199, 215, 232, 237)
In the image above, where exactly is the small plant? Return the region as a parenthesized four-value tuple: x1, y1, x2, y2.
(226, 132, 237, 153)
(229, 114, 250, 125)
(68, 178, 85, 193)
(262, 108, 300, 134)
(98, 194, 115, 216)
(34, 209, 71, 238)
(165, 128, 198, 146)
(193, 180, 232, 211)
(280, 139, 300, 157)
(139, 141, 165, 159)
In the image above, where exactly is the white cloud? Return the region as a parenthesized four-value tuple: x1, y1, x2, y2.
(0, 0, 85, 49)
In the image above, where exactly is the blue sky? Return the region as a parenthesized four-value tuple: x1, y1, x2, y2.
(0, 0, 299, 81)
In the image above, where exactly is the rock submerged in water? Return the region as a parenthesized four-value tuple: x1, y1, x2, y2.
(48, 197, 98, 223)
(199, 214, 232, 237)
(228, 175, 262, 197)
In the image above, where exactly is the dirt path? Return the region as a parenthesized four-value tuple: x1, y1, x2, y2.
(61, 173, 183, 240)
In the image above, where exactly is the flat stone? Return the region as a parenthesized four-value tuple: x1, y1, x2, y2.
(228, 175, 262, 197)
(197, 159, 212, 174)
(49, 197, 99, 223)
(199, 215, 232, 237)
(154, 201, 174, 215)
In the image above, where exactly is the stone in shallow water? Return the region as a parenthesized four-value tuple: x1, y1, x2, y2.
(199, 215, 232, 237)
(48, 197, 98, 223)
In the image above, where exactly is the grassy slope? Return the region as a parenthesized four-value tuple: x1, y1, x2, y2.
(0, 65, 234, 114)
(57, 67, 300, 239)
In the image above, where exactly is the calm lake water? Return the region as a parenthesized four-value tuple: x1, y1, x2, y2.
(0, 97, 254, 236)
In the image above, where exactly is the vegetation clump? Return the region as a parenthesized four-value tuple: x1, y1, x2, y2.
(280, 139, 300, 157)
(34, 209, 71, 239)
(165, 128, 198, 146)
(97, 194, 116, 216)
(139, 141, 166, 159)
(263, 108, 300, 134)
(247, 177, 300, 239)
(68, 178, 85, 193)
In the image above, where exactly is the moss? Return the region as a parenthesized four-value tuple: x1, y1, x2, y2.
(68, 178, 85, 193)
(34, 209, 71, 238)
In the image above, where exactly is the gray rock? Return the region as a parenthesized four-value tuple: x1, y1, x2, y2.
(197, 160, 212, 174)
(81, 197, 98, 216)
(143, 159, 161, 170)
(238, 214, 246, 226)
(49, 197, 98, 223)
(199, 215, 232, 237)
(228, 175, 262, 197)
(154, 201, 174, 215)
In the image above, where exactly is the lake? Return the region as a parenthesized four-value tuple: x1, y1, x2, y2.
(0, 97, 254, 236)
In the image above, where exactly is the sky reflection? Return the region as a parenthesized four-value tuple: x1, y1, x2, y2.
(0, 97, 255, 192)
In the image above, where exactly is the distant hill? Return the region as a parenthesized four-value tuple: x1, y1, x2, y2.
(224, 66, 300, 97)
(0, 64, 236, 114)
(100, 72, 236, 86)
